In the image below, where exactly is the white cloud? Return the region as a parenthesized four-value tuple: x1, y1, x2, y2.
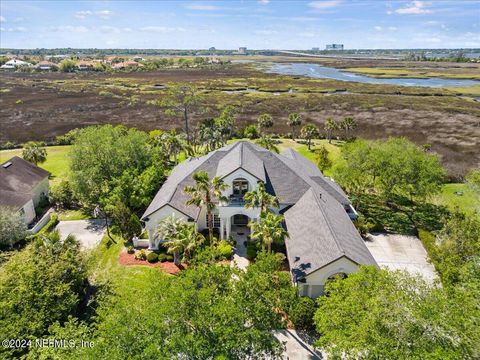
(139, 26, 186, 33)
(299, 32, 315, 37)
(75, 10, 113, 19)
(258, 0, 270, 4)
(0, 16, 6, 23)
(395, 1, 432, 15)
(308, 1, 341, 10)
(3, 26, 27, 32)
(0, 27, 5, 32)
(184, 4, 219, 11)
(374, 26, 382, 31)
(388, 26, 397, 30)
(95, 10, 114, 19)
(75, 10, 92, 19)
(48, 25, 89, 33)
(254, 29, 278, 35)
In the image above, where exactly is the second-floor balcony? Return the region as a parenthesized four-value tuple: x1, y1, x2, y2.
(220, 195, 246, 207)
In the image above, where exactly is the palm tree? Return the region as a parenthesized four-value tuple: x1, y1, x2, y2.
(255, 135, 279, 153)
(184, 171, 228, 243)
(178, 223, 205, 262)
(156, 214, 184, 266)
(287, 113, 302, 140)
(199, 118, 223, 152)
(249, 212, 288, 253)
(300, 124, 320, 150)
(341, 117, 357, 140)
(257, 113, 273, 134)
(22, 141, 47, 165)
(161, 129, 184, 163)
(244, 181, 279, 215)
(215, 105, 237, 145)
(324, 117, 338, 144)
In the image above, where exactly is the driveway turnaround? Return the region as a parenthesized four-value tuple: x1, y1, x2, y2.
(365, 233, 437, 283)
(56, 219, 106, 250)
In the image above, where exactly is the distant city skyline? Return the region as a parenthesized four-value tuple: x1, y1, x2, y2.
(1, 0, 479, 49)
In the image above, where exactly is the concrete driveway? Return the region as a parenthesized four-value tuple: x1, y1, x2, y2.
(275, 330, 323, 359)
(56, 219, 106, 250)
(365, 233, 437, 283)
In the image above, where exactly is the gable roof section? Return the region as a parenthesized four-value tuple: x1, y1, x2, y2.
(284, 188, 376, 280)
(0, 156, 50, 209)
(215, 142, 266, 182)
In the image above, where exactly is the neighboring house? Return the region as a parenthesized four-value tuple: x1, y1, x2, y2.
(112, 60, 144, 70)
(76, 60, 95, 70)
(0, 59, 33, 70)
(142, 141, 377, 298)
(36, 61, 59, 71)
(0, 156, 50, 224)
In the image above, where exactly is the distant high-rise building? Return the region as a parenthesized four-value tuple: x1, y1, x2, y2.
(326, 44, 344, 50)
(238, 47, 247, 54)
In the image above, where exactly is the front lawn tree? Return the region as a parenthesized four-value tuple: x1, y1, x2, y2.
(0, 207, 27, 248)
(156, 215, 184, 266)
(315, 145, 332, 172)
(249, 212, 288, 253)
(22, 141, 47, 165)
(465, 168, 480, 195)
(160, 84, 204, 144)
(300, 123, 320, 150)
(184, 171, 228, 243)
(287, 112, 302, 139)
(314, 266, 479, 359)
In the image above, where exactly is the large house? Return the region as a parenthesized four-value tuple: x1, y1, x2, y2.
(142, 141, 376, 297)
(0, 156, 50, 224)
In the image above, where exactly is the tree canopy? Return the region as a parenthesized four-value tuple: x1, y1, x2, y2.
(332, 137, 445, 200)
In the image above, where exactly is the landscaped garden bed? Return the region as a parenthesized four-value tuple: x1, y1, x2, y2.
(118, 249, 186, 274)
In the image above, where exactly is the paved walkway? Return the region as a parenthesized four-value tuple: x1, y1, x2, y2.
(56, 219, 106, 250)
(230, 225, 250, 271)
(365, 233, 437, 283)
(274, 330, 323, 359)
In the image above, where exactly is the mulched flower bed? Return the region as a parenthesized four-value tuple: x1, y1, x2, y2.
(118, 251, 186, 275)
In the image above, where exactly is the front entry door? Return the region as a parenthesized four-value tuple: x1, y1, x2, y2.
(233, 214, 249, 226)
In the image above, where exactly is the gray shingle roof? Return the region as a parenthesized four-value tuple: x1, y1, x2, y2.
(0, 156, 50, 210)
(143, 141, 376, 276)
(284, 188, 377, 280)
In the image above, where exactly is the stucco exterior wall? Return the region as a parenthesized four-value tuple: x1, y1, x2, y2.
(144, 205, 190, 248)
(20, 199, 36, 224)
(299, 256, 359, 298)
(30, 177, 49, 207)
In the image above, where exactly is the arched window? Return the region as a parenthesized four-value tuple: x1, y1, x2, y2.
(232, 178, 249, 199)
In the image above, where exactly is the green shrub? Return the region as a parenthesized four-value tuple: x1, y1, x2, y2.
(289, 296, 316, 330)
(158, 253, 168, 262)
(216, 240, 234, 260)
(166, 254, 174, 262)
(246, 242, 258, 260)
(243, 125, 259, 139)
(127, 245, 135, 254)
(353, 216, 374, 238)
(134, 249, 147, 261)
(146, 252, 158, 263)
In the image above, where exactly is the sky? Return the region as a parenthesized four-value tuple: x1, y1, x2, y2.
(0, 0, 479, 49)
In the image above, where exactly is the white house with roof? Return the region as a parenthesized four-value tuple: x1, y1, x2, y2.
(0, 59, 33, 70)
(0, 156, 50, 224)
(142, 141, 376, 297)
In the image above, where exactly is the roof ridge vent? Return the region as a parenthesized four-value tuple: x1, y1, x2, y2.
(2, 162, 12, 168)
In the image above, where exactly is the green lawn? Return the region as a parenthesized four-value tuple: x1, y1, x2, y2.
(0, 145, 71, 185)
(433, 183, 480, 216)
